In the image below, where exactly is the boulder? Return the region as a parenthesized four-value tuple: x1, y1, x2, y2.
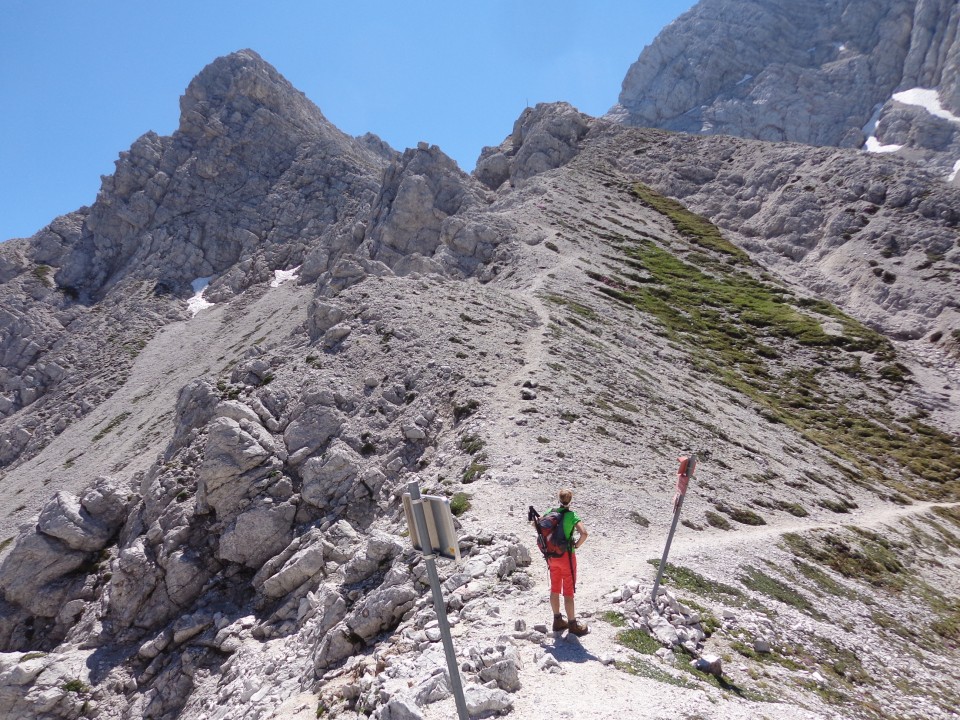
(476, 102, 591, 189)
(307, 300, 346, 340)
(218, 499, 297, 568)
(300, 442, 362, 511)
(340, 533, 403, 585)
(197, 417, 276, 518)
(283, 405, 343, 460)
(464, 684, 513, 717)
(37, 491, 114, 552)
(0, 532, 89, 617)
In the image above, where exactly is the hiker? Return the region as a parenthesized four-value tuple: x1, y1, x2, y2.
(533, 488, 589, 636)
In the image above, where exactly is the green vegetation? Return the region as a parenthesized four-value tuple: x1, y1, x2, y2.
(704, 510, 732, 530)
(631, 183, 750, 262)
(462, 461, 488, 484)
(0, 537, 13, 553)
(719, 504, 766, 526)
(629, 511, 650, 527)
(580, 184, 960, 501)
(449, 492, 471, 516)
(738, 566, 821, 618)
(616, 627, 661, 655)
(647, 560, 744, 603)
(600, 610, 627, 627)
(453, 399, 480, 423)
(460, 434, 485, 455)
(615, 656, 697, 689)
(62, 679, 88, 694)
(782, 530, 907, 591)
(92, 412, 131, 442)
(32, 264, 53, 286)
(19, 652, 47, 662)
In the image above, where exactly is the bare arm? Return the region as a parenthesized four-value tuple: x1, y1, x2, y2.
(574, 521, 588, 549)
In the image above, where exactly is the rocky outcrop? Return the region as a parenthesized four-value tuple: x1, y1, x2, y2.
(361, 143, 506, 277)
(612, 0, 960, 179)
(476, 102, 593, 190)
(56, 50, 389, 302)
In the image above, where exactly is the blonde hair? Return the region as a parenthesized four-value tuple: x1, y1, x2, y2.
(559, 488, 573, 506)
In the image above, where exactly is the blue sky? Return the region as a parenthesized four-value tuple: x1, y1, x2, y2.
(0, 1, 696, 241)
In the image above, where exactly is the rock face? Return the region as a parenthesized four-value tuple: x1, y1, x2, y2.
(476, 102, 593, 190)
(57, 49, 389, 302)
(612, 0, 960, 180)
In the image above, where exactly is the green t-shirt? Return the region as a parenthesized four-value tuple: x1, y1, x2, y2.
(549, 507, 582, 551)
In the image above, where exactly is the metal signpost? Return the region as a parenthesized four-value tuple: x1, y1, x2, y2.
(402, 480, 469, 720)
(651, 455, 697, 606)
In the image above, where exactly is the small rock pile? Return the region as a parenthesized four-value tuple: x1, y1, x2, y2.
(608, 580, 709, 656)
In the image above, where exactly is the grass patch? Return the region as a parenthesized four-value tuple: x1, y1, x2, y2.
(62, 679, 88, 694)
(462, 461, 488, 484)
(629, 511, 650, 527)
(92, 412, 131, 442)
(32, 264, 53, 285)
(631, 183, 750, 262)
(615, 657, 697, 688)
(704, 510, 731, 530)
(782, 531, 907, 591)
(616, 627, 662, 655)
(0, 536, 13, 553)
(647, 560, 744, 603)
(585, 189, 960, 502)
(738, 566, 821, 618)
(601, 610, 627, 627)
(720, 504, 766, 526)
(460, 434, 485, 455)
(449, 492, 471, 516)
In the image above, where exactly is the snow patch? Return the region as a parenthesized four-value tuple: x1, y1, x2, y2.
(949, 159, 960, 183)
(892, 88, 960, 124)
(187, 277, 214, 316)
(270, 266, 301, 288)
(861, 104, 902, 154)
(865, 137, 903, 154)
(736, 74, 753, 86)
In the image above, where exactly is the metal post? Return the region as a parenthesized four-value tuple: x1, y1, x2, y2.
(651, 455, 696, 607)
(407, 480, 469, 720)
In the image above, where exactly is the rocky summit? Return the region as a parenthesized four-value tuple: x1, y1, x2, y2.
(1, 11, 959, 720)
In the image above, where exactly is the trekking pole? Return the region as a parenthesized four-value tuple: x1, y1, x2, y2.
(651, 455, 696, 608)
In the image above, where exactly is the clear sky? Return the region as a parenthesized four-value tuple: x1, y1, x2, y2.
(0, 1, 696, 241)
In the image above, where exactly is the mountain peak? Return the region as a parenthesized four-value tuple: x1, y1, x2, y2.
(178, 49, 331, 139)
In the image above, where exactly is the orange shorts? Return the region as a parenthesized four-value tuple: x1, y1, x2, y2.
(548, 553, 577, 597)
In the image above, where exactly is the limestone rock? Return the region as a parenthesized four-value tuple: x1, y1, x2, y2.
(0, 532, 89, 617)
(477, 102, 591, 189)
(362, 143, 501, 276)
(612, 0, 960, 177)
(300, 442, 362, 511)
(197, 416, 276, 518)
(284, 405, 343, 462)
(217, 499, 297, 568)
(37, 491, 114, 552)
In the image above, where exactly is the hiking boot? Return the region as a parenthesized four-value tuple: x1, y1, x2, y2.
(552, 614, 569, 632)
(567, 620, 589, 637)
